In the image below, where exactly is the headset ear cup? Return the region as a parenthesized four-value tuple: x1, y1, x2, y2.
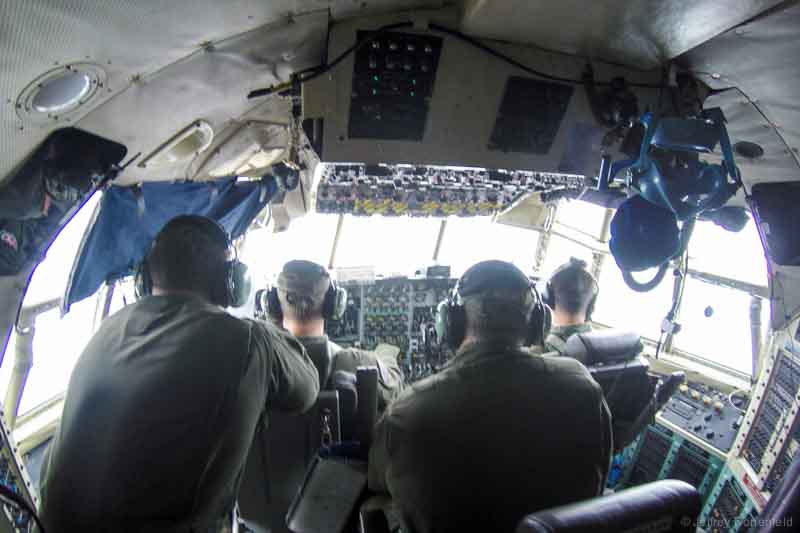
(450, 304, 466, 349)
(331, 285, 348, 321)
(435, 300, 449, 346)
(586, 293, 597, 321)
(542, 281, 555, 310)
(540, 304, 552, 343)
(322, 281, 346, 320)
(525, 288, 551, 347)
(228, 261, 251, 308)
(266, 287, 282, 322)
(134, 261, 151, 299)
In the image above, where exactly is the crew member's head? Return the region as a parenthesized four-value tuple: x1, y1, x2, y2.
(546, 258, 598, 327)
(276, 260, 333, 337)
(145, 215, 234, 306)
(438, 260, 549, 350)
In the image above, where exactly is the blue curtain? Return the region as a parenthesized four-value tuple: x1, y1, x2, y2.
(65, 177, 276, 310)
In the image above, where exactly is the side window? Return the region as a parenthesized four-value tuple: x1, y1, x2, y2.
(592, 264, 675, 341)
(538, 235, 595, 278)
(8, 194, 102, 416)
(675, 278, 768, 375)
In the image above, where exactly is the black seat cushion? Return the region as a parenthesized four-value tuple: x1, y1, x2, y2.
(517, 479, 701, 533)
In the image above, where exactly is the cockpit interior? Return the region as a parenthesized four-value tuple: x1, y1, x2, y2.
(2, 1, 800, 532)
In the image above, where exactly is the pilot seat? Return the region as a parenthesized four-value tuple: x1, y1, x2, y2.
(562, 329, 685, 451)
(238, 367, 380, 533)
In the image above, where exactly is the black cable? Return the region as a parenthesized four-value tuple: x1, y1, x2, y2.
(247, 22, 414, 99)
(0, 483, 45, 533)
(427, 23, 664, 90)
(247, 21, 665, 99)
(654, 332, 664, 360)
(621, 263, 670, 293)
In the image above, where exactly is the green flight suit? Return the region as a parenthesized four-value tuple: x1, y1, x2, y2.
(545, 322, 593, 359)
(297, 335, 404, 411)
(40, 294, 319, 533)
(368, 341, 613, 533)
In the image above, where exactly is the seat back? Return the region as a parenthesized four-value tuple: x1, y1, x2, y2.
(564, 329, 643, 366)
(588, 356, 654, 451)
(331, 370, 359, 442)
(237, 391, 341, 533)
(563, 329, 677, 452)
(355, 366, 379, 448)
(516, 479, 702, 533)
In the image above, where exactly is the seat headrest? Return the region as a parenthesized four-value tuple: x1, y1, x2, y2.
(517, 479, 701, 533)
(331, 370, 357, 391)
(566, 330, 643, 366)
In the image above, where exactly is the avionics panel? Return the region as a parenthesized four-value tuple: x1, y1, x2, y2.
(316, 163, 585, 217)
(0, 412, 39, 531)
(734, 341, 800, 488)
(303, 9, 662, 177)
(618, 423, 724, 504)
(324, 276, 456, 381)
(698, 468, 760, 533)
(659, 382, 746, 453)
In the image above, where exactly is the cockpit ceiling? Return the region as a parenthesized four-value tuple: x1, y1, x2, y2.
(0, 0, 440, 187)
(460, 0, 785, 70)
(680, 1, 800, 183)
(0, 0, 795, 188)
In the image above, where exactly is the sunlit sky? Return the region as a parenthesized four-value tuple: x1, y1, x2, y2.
(3, 195, 769, 416)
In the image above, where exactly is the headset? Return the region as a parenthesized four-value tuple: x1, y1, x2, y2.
(265, 262, 348, 323)
(435, 261, 551, 350)
(542, 257, 599, 320)
(134, 215, 251, 308)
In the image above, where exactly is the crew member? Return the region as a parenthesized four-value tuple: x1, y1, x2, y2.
(40, 215, 320, 532)
(267, 260, 402, 411)
(368, 260, 612, 533)
(543, 257, 599, 356)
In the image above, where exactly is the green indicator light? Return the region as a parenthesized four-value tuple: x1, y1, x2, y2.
(410, 91, 416, 97)
(372, 89, 377, 95)
(373, 75, 379, 81)
(412, 79, 417, 85)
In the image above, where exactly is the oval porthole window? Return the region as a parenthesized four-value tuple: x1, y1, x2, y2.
(32, 71, 92, 113)
(16, 63, 106, 124)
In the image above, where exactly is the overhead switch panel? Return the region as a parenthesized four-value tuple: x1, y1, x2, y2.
(349, 32, 442, 141)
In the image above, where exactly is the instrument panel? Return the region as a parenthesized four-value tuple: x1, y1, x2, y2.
(325, 276, 456, 381)
(659, 382, 746, 454)
(316, 163, 585, 217)
(617, 423, 725, 504)
(0, 413, 38, 532)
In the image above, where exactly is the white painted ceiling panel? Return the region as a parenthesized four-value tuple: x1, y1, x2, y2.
(77, 11, 328, 184)
(460, 0, 784, 70)
(0, 0, 325, 186)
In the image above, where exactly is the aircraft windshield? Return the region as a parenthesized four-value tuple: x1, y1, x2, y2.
(4, 194, 770, 418)
(6, 194, 101, 415)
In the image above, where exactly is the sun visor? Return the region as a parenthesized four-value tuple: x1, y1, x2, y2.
(0, 128, 126, 280)
(0, 128, 127, 220)
(750, 182, 800, 330)
(63, 177, 276, 312)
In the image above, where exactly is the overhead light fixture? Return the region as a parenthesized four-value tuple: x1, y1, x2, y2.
(16, 64, 106, 124)
(32, 71, 92, 113)
(138, 121, 215, 168)
(189, 120, 289, 179)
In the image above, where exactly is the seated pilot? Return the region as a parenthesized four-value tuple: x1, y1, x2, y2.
(368, 260, 612, 533)
(39, 215, 319, 533)
(267, 260, 403, 411)
(543, 257, 599, 359)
